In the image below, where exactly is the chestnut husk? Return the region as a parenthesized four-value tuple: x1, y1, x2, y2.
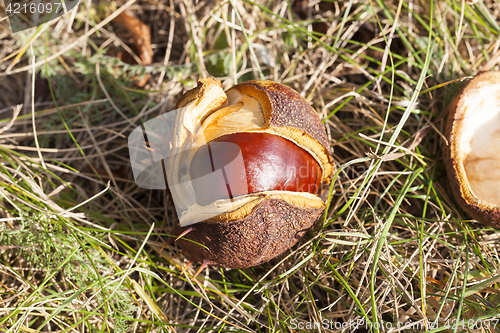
(172, 198, 324, 268)
(169, 78, 334, 268)
(444, 71, 500, 228)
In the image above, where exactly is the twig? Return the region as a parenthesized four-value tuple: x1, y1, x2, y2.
(30, 44, 46, 170)
(0, 105, 22, 135)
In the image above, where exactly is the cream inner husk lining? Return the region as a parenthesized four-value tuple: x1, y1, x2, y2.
(459, 83, 500, 205)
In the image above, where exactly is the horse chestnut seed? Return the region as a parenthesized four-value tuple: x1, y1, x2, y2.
(189, 132, 323, 205)
(168, 78, 334, 269)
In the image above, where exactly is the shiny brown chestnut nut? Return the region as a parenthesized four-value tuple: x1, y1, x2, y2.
(444, 71, 500, 228)
(167, 78, 334, 269)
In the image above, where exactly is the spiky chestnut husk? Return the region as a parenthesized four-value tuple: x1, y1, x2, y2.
(444, 71, 500, 228)
(169, 78, 334, 269)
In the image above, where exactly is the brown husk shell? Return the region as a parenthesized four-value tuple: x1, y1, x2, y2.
(172, 198, 324, 269)
(230, 81, 331, 154)
(444, 71, 500, 228)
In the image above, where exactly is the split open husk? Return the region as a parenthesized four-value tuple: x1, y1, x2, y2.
(444, 71, 500, 228)
(168, 78, 333, 228)
(168, 78, 334, 268)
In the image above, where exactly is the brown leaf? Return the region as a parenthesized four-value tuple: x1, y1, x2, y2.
(114, 12, 153, 65)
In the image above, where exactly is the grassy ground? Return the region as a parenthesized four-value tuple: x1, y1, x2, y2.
(1, 0, 500, 332)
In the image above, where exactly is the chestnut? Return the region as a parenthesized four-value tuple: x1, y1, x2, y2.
(189, 132, 323, 205)
(167, 78, 334, 269)
(444, 71, 500, 228)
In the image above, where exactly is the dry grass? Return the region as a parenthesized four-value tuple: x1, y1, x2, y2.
(1, 0, 500, 332)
